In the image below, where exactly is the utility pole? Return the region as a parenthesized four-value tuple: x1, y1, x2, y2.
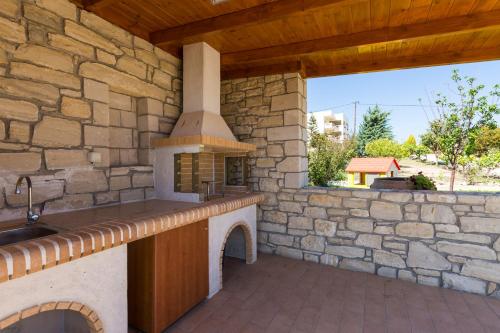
(353, 101, 359, 137)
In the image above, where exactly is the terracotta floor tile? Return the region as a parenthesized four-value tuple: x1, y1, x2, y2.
(138, 254, 500, 333)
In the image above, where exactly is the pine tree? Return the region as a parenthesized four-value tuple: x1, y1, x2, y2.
(308, 114, 321, 148)
(356, 105, 393, 156)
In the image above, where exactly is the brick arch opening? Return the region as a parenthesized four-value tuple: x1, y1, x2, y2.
(218, 222, 254, 288)
(0, 301, 103, 333)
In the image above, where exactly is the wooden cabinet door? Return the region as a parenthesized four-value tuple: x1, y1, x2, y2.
(154, 219, 209, 332)
(128, 220, 209, 333)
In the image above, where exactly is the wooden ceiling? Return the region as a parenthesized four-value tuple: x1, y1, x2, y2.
(72, 0, 500, 79)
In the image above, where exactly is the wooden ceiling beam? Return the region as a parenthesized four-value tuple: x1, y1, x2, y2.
(304, 47, 500, 78)
(222, 61, 304, 80)
(222, 10, 500, 65)
(150, 0, 359, 45)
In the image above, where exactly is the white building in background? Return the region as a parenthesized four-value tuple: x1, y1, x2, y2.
(308, 110, 349, 143)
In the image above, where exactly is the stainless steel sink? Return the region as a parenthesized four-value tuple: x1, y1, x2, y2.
(0, 226, 58, 247)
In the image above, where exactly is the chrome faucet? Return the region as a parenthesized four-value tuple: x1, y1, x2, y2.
(15, 176, 44, 225)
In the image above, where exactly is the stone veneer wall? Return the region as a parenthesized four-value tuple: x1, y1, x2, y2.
(222, 74, 500, 297)
(0, 0, 182, 221)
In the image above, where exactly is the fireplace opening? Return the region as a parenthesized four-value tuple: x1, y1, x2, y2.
(173, 152, 250, 201)
(2, 309, 93, 333)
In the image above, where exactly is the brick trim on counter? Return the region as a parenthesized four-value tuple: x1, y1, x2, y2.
(0, 301, 103, 332)
(0, 194, 264, 283)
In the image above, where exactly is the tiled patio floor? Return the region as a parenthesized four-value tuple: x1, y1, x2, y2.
(164, 254, 500, 333)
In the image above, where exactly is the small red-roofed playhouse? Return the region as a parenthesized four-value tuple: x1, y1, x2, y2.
(346, 157, 400, 187)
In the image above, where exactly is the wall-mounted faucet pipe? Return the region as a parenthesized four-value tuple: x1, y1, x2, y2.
(15, 176, 44, 225)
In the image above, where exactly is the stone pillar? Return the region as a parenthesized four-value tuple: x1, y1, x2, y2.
(221, 72, 308, 209)
(137, 97, 165, 165)
(269, 73, 308, 189)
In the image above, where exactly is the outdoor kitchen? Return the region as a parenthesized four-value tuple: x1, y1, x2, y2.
(0, 0, 499, 332)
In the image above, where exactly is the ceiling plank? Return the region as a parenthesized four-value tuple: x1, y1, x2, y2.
(305, 47, 500, 78)
(81, 0, 116, 10)
(222, 10, 500, 65)
(150, 0, 360, 45)
(222, 61, 304, 80)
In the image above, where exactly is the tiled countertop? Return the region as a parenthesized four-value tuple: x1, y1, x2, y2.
(0, 193, 264, 283)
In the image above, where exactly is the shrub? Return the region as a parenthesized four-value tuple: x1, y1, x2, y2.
(410, 172, 437, 190)
(308, 135, 356, 186)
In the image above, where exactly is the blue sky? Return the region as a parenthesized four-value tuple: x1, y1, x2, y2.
(307, 60, 500, 142)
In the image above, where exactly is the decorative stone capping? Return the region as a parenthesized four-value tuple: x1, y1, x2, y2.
(0, 0, 182, 221)
(0, 193, 263, 284)
(0, 301, 103, 332)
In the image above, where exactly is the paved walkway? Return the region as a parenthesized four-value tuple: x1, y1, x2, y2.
(165, 254, 500, 333)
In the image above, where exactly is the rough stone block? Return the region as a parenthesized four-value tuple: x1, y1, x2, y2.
(373, 250, 405, 268)
(436, 241, 496, 260)
(0, 98, 37, 121)
(421, 204, 456, 224)
(407, 241, 451, 270)
(314, 219, 337, 237)
(301, 235, 325, 252)
(355, 234, 382, 249)
(0, 16, 26, 43)
(9, 121, 30, 143)
(66, 170, 108, 194)
(36, 0, 77, 20)
(10, 62, 81, 90)
(485, 196, 500, 213)
(84, 126, 109, 147)
(61, 97, 91, 119)
(346, 218, 374, 232)
(309, 194, 342, 208)
(84, 79, 109, 103)
(326, 245, 365, 258)
(45, 150, 88, 170)
(0, 77, 59, 106)
(462, 260, 500, 283)
(271, 93, 301, 111)
(33, 116, 81, 147)
(132, 173, 153, 187)
(461, 217, 500, 234)
(267, 126, 302, 141)
(289, 216, 313, 230)
(370, 201, 402, 220)
(443, 272, 486, 294)
(395, 223, 434, 239)
(269, 234, 294, 246)
(65, 20, 122, 55)
(276, 246, 302, 260)
(263, 210, 287, 224)
(339, 259, 375, 273)
(0, 152, 41, 173)
(14, 44, 73, 73)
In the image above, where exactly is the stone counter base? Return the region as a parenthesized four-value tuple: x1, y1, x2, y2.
(257, 188, 500, 297)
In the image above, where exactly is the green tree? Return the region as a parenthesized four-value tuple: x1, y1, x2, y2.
(473, 126, 500, 156)
(356, 105, 393, 156)
(420, 120, 442, 163)
(308, 135, 356, 186)
(308, 114, 321, 148)
(405, 135, 417, 146)
(427, 69, 499, 190)
(365, 138, 406, 159)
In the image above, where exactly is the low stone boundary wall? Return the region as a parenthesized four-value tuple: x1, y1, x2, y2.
(257, 187, 500, 297)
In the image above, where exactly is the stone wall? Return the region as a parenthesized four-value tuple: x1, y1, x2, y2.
(0, 0, 181, 221)
(221, 73, 308, 191)
(222, 74, 500, 297)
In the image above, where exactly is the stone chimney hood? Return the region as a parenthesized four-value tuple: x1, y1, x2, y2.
(153, 42, 255, 153)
